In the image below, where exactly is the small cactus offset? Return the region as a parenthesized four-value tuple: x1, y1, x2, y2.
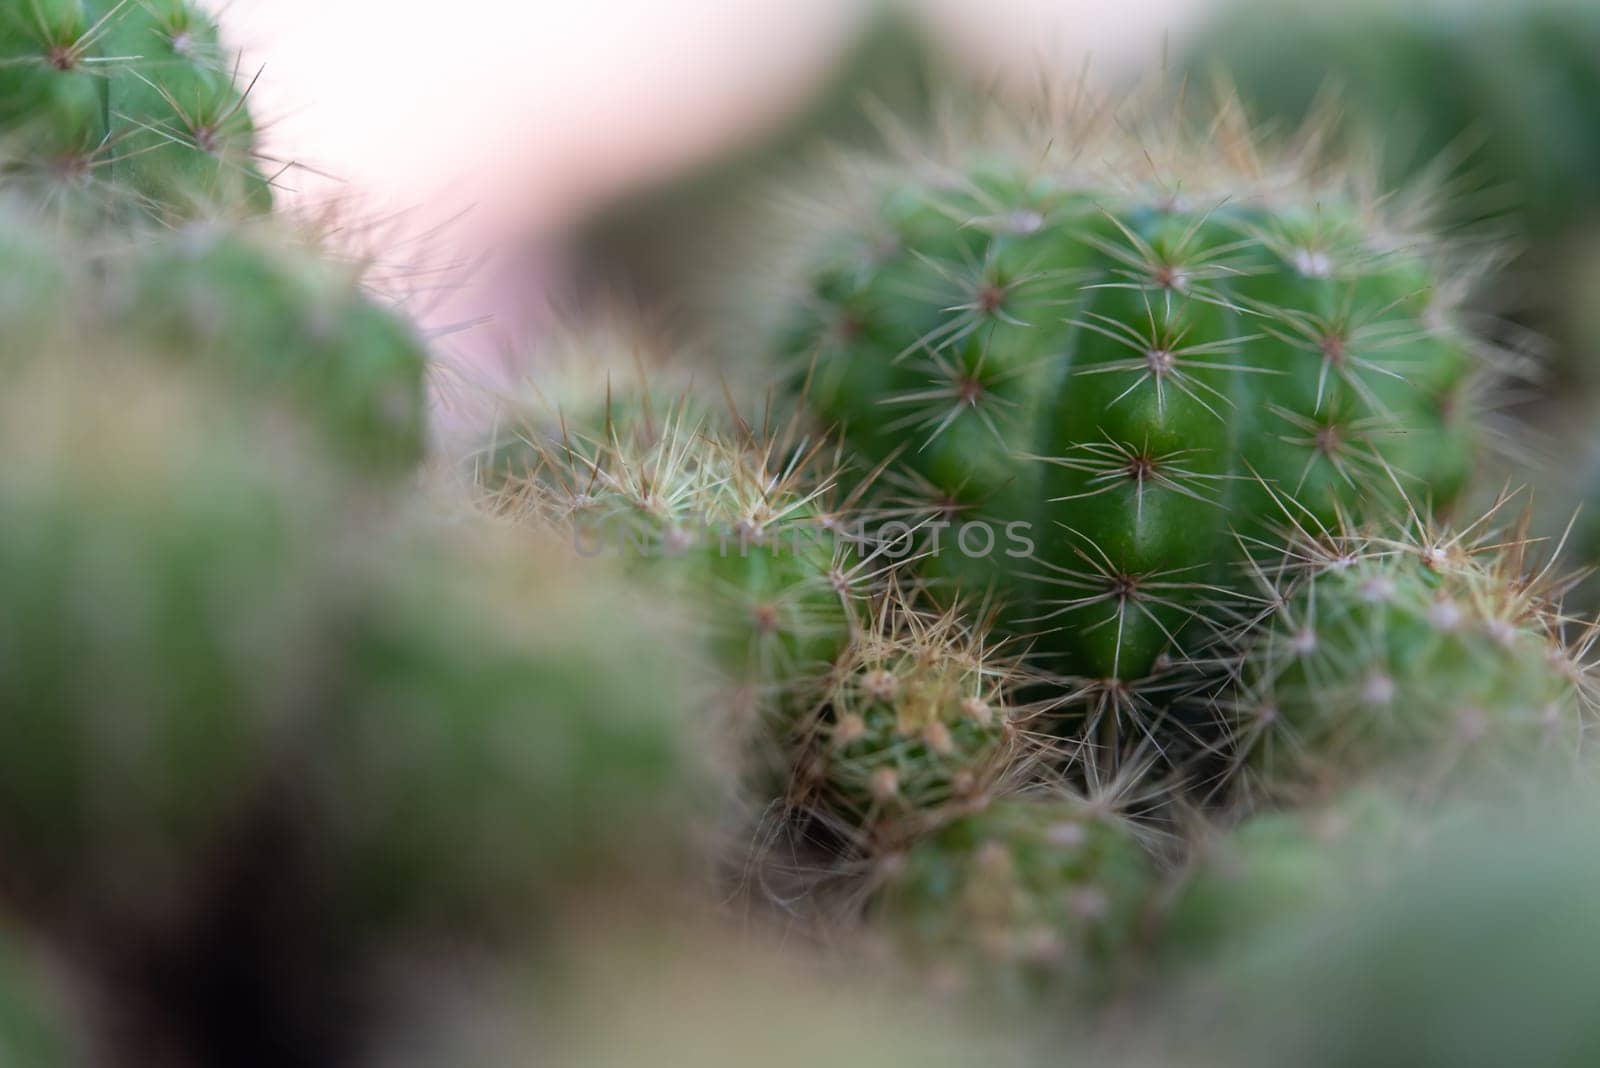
(873, 792, 1158, 1001)
(489, 400, 874, 716)
(1219, 505, 1592, 796)
(773, 95, 1487, 722)
(0, 0, 271, 222)
(795, 588, 1037, 843)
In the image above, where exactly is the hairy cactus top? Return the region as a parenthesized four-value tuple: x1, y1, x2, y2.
(489, 401, 883, 721)
(772, 96, 1492, 716)
(794, 588, 1040, 847)
(0, 0, 271, 223)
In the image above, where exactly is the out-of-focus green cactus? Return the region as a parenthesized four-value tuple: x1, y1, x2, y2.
(0, 921, 81, 1068)
(1221, 511, 1589, 796)
(1181, 0, 1600, 384)
(1183, 0, 1600, 239)
(0, 0, 271, 222)
(0, 358, 351, 937)
(1157, 789, 1423, 967)
(1163, 797, 1600, 1068)
(309, 518, 721, 934)
(773, 94, 1485, 736)
(874, 794, 1156, 1000)
(104, 223, 431, 473)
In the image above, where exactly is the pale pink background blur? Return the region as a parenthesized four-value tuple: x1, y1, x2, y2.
(206, 1, 1210, 373)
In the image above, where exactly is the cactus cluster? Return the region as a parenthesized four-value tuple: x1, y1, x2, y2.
(8, 4, 1600, 1065)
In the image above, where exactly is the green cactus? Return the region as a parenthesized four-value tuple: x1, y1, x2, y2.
(1167, 795, 1600, 1068)
(472, 320, 704, 492)
(0, 354, 736, 1063)
(1221, 512, 1589, 796)
(798, 589, 1033, 843)
(492, 403, 868, 714)
(775, 100, 1482, 719)
(1183, 0, 1600, 240)
(308, 519, 720, 933)
(1157, 788, 1424, 967)
(101, 222, 431, 472)
(0, 0, 270, 222)
(1181, 0, 1600, 387)
(874, 794, 1156, 1000)
(0, 358, 352, 936)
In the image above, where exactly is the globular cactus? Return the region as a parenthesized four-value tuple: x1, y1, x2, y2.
(1219, 506, 1591, 796)
(1156, 788, 1424, 967)
(470, 319, 704, 492)
(0, 216, 432, 473)
(773, 95, 1486, 728)
(307, 516, 721, 935)
(873, 793, 1157, 1001)
(102, 222, 432, 473)
(0, 357, 354, 940)
(1160, 795, 1600, 1068)
(0, 0, 271, 222)
(1181, 0, 1600, 242)
(1180, 1, 1600, 387)
(0, 353, 727, 1062)
(796, 588, 1037, 844)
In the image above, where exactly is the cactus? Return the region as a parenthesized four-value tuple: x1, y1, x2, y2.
(873, 794, 1157, 1000)
(773, 96, 1485, 727)
(471, 319, 705, 491)
(0, 357, 353, 937)
(60, 221, 430, 473)
(1157, 788, 1424, 967)
(307, 517, 720, 934)
(1162, 795, 1600, 1068)
(0, 0, 270, 222)
(491, 401, 874, 720)
(1219, 506, 1590, 796)
(0, 210, 430, 473)
(1181, 0, 1600, 387)
(796, 588, 1036, 844)
(1182, 0, 1600, 240)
